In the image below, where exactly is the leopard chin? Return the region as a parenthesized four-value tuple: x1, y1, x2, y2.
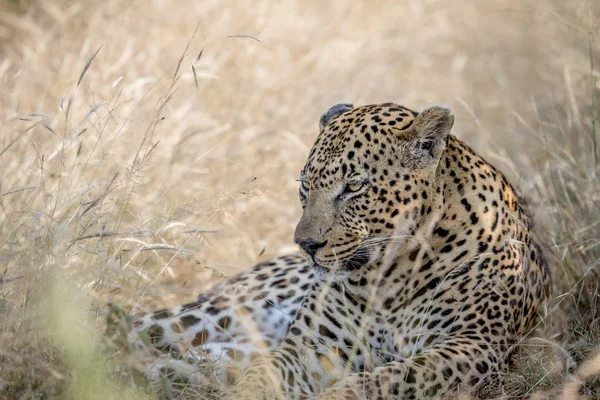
(313, 264, 353, 281)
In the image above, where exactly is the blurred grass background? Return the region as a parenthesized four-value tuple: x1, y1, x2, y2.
(0, 0, 599, 398)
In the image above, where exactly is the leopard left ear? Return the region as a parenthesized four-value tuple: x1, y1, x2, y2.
(407, 105, 454, 161)
(413, 105, 454, 140)
(319, 103, 354, 131)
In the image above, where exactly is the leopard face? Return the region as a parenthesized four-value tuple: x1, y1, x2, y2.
(295, 103, 455, 273)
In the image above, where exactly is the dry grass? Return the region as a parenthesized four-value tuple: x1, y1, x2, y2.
(0, 0, 599, 398)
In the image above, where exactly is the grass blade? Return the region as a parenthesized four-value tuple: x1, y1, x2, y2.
(77, 45, 103, 87)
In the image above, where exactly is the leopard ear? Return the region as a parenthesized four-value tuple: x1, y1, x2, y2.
(319, 103, 354, 131)
(413, 105, 454, 140)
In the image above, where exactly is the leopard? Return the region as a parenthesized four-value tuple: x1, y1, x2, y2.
(128, 102, 551, 399)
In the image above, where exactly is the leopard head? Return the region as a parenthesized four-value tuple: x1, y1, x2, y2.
(295, 102, 454, 272)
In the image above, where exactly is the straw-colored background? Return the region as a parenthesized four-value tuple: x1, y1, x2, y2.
(1, 0, 599, 398)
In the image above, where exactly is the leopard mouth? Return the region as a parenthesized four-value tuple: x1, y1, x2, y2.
(310, 246, 371, 273)
(343, 247, 371, 270)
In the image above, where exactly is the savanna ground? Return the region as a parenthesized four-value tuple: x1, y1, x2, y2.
(0, 0, 599, 398)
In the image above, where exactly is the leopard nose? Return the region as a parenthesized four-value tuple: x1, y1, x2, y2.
(295, 238, 327, 257)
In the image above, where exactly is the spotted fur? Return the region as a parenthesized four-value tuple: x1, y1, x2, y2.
(130, 103, 551, 399)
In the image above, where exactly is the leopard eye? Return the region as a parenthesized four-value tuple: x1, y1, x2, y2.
(346, 182, 363, 193)
(420, 140, 433, 151)
(300, 181, 311, 191)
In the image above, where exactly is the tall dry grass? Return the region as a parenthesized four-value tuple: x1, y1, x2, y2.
(0, 0, 599, 398)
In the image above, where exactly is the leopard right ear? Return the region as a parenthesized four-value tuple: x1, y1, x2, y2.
(319, 103, 354, 131)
